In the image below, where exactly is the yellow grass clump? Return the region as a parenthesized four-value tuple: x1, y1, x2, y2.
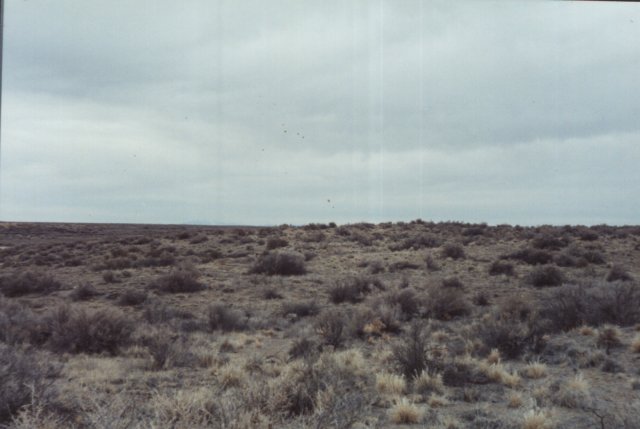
(376, 372, 406, 396)
(522, 409, 553, 429)
(630, 334, 640, 353)
(524, 361, 548, 379)
(487, 348, 501, 365)
(414, 370, 445, 395)
(389, 398, 424, 424)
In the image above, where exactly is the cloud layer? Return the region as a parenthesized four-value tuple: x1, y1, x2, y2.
(2, 1, 639, 225)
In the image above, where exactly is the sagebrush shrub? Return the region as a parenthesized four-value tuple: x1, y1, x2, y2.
(442, 277, 465, 289)
(117, 289, 148, 306)
(393, 321, 430, 379)
(150, 268, 205, 293)
(46, 306, 134, 355)
(329, 276, 374, 304)
(0, 271, 61, 297)
(506, 248, 553, 265)
(0, 344, 59, 423)
(529, 265, 565, 287)
(606, 265, 633, 282)
(250, 251, 307, 276)
(441, 243, 465, 260)
(426, 286, 471, 320)
(281, 300, 320, 318)
(207, 304, 246, 332)
(488, 261, 514, 276)
(70, 283, 100, 301)
(540, 281, 640, 331)
(390, 233, 441, 251)
(265, 237, 288, 250)
(315, 309, 346, 348)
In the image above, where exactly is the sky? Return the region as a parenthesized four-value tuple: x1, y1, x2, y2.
(1, 0, 639, 226)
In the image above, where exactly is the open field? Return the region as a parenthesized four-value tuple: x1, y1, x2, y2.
(1, 220, 639, 428)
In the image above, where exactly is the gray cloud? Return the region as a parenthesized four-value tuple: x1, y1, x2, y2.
(2, 1, 639, 225)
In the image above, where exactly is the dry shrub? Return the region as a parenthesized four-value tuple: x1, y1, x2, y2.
(139, 331, 198, 370)
(207, 304, 247, 332)
(393, 320, 430, 379)
(329, 276, 379, 304)
(117, 289, 147, 306)
(0, 344, 60, 424)
(606, 265, 633, 282)
(476, 296, 545, 359)
(540, 281, 640, 332)
(270, 353, 369, 419)
(442, 277, 465, 289)
(507, 248, 553, 265)
(265, 237, 288, 250)
(596, 325, 622, 354)
(441, 243, 465, 260)
(142, 300, 195, 325)
(630, 335, 640, 353)
(528, 265, 565, 287)
(425, 254, 441, 272)
(0, 298, 44, 345)
(150, 267, 206, 293)
(315, 309, 346, 348)
(582, 250, 606, 265)
(531, 234, 568, 250)
(250, 251, 306, 276)
(426, 286, 471, 321)
(390, 233, 441, 251)
(489, 260, 515, 276)
(281, 300, 320, 319)
(0, 271, 61, 297)
(46, 305, 134, 355)
(70, 283, 100, 301)
(288, 338, 318, 361)
(388, 288, 422, 319)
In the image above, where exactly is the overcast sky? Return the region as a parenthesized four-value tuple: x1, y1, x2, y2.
(1, 1, 639, 226)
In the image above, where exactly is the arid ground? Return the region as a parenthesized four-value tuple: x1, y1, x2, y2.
(1, 221, 639, 428)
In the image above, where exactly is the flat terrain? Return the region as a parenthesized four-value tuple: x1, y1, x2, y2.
(1, 221, 639, 428)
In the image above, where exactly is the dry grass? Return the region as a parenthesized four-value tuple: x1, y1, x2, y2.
(554, 373, 591, 409)
(630, 334, 640, 353)
(389, 398, 424, 424)
(1, 221, 639, 427)
(376, 372, 406, 396)
(524, 361, 548, 379)
(522, 409, 553, 429)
